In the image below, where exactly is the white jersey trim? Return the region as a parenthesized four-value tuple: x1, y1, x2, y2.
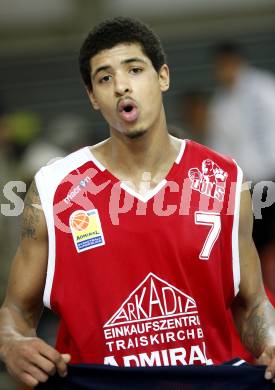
(87, 140, 186, 203)
(232, 161, 243, 296)
(84, 146, 106, 171)
(35, 148, 93, 309)
(119, 179, 168, 203)
(175, 139, 186, 164)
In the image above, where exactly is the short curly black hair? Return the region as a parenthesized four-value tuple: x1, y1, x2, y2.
(79, 17, 166, 91)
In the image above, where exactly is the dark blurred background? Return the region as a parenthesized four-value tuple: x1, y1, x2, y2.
(1, 0, 275, 140)
(1, 0, 275, 388)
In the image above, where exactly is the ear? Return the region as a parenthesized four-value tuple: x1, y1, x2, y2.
(86, 88, 100, 110)
(158, 64, 170, 92)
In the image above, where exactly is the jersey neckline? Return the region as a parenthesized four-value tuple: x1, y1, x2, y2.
(84, 139, 187, 203)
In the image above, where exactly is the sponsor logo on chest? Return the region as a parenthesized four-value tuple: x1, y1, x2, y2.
(69, 209, 105, 252)
(188, 159, 228, 201)
(64, 176, 91, 204)
(103, 273, 213, 367)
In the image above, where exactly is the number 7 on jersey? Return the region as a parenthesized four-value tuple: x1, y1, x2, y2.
(195, 212, 221, 260)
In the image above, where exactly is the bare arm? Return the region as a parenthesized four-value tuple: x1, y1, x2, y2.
(0, 180, 70, 386)
(232, 184, 275, 379)
(0, 180, 47, 339)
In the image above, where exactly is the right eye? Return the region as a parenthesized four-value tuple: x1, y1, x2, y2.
(99, 75, 112, 83)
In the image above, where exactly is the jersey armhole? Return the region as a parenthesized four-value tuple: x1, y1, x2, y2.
(35, 168, 56, 309)
(34, 148, 97, 309)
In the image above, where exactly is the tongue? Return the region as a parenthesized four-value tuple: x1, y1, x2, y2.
(120, 107, 139, 122)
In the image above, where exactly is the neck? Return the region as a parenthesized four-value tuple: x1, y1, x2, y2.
(106, 109, 175, 177)
(91, 108, 183, 190)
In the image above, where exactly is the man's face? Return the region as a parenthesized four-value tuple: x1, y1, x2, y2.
(87, 43, 169, 139)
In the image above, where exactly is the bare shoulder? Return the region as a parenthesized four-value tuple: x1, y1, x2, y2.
(21, 180, 47, 242)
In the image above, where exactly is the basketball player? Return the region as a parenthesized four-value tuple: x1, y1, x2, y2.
(1, 17, 275, 387)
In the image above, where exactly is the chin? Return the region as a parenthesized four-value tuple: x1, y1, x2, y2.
(125, 129, 148, 139)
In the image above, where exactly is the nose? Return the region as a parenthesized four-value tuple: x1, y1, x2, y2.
(114, 74, 132, 97)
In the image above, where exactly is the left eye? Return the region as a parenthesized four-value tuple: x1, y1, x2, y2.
(130, 68, 142, 74)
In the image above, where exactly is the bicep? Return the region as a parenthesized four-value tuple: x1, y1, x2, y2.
(3, 180, 48, 327)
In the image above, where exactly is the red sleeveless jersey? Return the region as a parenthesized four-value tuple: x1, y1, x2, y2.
(35, 140, 243, 367)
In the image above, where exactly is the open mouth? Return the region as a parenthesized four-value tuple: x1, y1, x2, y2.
(118, 100, 139, 122)
(123, 105, 134, 113)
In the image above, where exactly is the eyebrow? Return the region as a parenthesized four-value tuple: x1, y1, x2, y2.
(92, 57, 147, 80)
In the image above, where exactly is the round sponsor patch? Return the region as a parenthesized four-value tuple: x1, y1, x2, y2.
(71, 211, 90, 231)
